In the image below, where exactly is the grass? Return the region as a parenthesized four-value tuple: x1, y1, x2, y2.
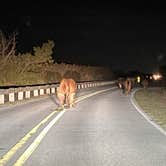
(134, 87, 166, 130)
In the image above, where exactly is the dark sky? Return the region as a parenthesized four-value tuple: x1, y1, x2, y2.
(1, 1, 166, 73)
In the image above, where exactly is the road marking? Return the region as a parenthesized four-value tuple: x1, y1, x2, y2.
(75, 87, 116, 103)
(13, 110, 66, 166)
(0, 110, 58, 166)
(0, 86, 115, 165)
(13, 87, 115, 165)
(131, 89, 166, 137)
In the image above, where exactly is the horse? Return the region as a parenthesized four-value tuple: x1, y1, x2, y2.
(57, 78, 77, 108)
(124, 78, 132, 95)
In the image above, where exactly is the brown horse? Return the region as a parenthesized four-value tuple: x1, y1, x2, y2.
(57, 78, 77, 108)
(124, 78, 132, 95)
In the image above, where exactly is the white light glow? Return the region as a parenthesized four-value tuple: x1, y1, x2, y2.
(153, 73, 162, 80)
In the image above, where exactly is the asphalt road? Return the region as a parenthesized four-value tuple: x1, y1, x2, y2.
(0, 86, 166, 166)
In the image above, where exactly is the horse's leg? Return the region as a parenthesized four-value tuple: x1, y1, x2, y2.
(68, 93, 75, 108)
(58, 94, 65, 108)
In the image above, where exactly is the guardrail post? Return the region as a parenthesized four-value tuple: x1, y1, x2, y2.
(0, 94, 4, 104)
(25, 91, 30, 99)
(9, 93, 15, 102)
(51, 87, 55, 94)
(40, 89, 44, 95)
(46, 88, 50, 94)
(33, 89, 38, 97)
(18, 91, 24, 100)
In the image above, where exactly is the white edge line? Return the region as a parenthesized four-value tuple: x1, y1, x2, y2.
(130, 88, 166, 137)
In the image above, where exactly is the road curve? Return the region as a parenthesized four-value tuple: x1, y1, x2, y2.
(25, 89, 166, 166)
(0, 87, 166, 166)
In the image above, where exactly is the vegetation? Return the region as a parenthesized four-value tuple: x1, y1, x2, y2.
(134, 88, 166, 130)
(0, 30, 113, 86)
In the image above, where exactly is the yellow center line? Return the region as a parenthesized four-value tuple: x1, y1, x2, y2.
(0, 110, 58, 166)
(13, 110, 66, 166)
(13, 87, 115, 166)
(75, 87, 115, 103)
(0, 87, 115, 166)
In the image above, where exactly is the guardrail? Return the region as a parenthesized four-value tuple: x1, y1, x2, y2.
(0, 81, 116, 105)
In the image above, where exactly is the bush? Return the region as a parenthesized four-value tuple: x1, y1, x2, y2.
(63, 70, 81, 81)
(45, 71, 62, 83)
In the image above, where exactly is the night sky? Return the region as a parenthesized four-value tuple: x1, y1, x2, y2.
(1, 1, 166, 73)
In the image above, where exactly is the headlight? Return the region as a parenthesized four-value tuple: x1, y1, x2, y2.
(152, 73, 162, 80)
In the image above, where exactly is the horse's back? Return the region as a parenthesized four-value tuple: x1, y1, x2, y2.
(58, 78, 69, 94)
(67, 78, 77, 93)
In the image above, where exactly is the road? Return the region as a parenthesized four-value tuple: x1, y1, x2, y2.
(0, 86, 166, 166)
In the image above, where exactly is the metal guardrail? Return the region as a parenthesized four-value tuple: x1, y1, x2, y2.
(0, 81, 116, 105)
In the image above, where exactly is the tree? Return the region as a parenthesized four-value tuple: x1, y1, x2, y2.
(18, 40, 55, 74)
(0, 30, 17, 70)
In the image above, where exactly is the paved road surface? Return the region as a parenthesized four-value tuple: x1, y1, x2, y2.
(0, 86, 166, 166)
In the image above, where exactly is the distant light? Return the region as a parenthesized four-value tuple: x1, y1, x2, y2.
(136, 76, 141, 83)
(150, 76, 153, 80)
(152, 73, 162, 80)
